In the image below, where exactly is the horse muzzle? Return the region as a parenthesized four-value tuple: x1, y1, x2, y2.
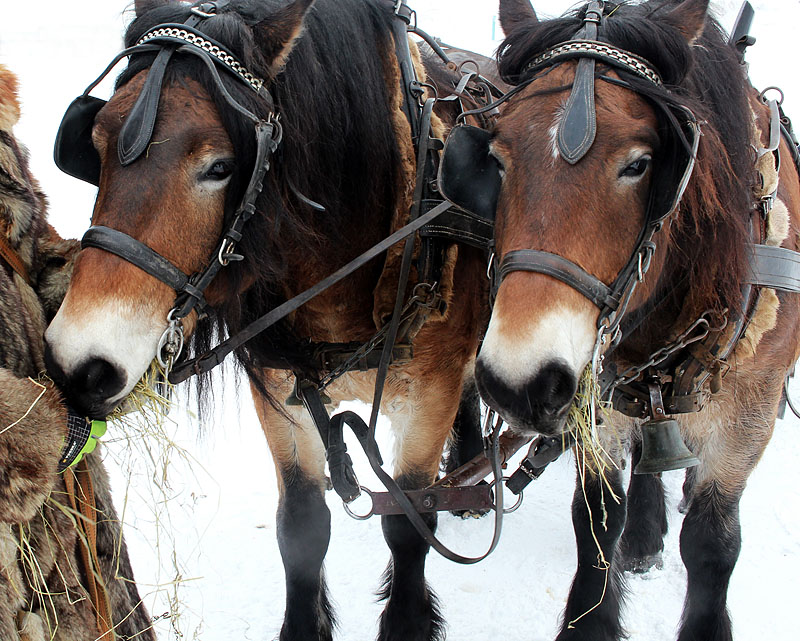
(44, 343, 127, 419)
(475, 357, 577, 436)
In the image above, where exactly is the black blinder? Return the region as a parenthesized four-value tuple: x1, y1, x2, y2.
(438, 124, 501, 223)
(54, 95, 106, 186)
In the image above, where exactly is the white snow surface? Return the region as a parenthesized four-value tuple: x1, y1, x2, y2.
(2, 1, 800, 640)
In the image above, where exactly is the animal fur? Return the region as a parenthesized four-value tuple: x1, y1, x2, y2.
(0, 64, 155, 641)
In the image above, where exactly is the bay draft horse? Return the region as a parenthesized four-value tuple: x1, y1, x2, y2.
(44, 0, 489, 640)
(472, 0, 800, 639)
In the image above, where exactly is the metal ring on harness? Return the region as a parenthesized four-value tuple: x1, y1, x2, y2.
(342, 486, 375, 521)
(488, 476, 524, 514)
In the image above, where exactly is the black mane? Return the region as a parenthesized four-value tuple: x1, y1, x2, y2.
(117, 0, 404, 391)
(497, 0, 755, 317)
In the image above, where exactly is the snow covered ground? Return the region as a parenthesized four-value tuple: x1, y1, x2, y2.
(2, 1, 799, 640)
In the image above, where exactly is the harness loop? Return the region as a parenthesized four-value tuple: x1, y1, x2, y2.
(156, 309, 185, 374)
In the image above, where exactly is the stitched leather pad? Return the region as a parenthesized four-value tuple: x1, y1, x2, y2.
(54, 95, 106, 186)
(439, 124, 501, 223)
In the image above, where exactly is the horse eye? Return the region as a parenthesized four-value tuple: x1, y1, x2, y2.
(204, 159, 234, 181)
(620, 155, 651, 179)
(488, 150, 506, 178)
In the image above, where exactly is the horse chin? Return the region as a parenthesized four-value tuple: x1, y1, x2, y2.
(506, 415, 569, 438)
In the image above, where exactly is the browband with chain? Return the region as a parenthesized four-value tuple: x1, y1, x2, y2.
(137, 24, 265, 93)
(524, 40, 663, 86)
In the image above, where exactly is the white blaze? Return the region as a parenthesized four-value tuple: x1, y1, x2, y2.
(478, 305, 597, 387)
(45, 295, 164, 406)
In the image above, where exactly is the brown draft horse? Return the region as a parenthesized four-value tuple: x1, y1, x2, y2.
(474, 0, 800, 639)
(44, 1, 488, 639)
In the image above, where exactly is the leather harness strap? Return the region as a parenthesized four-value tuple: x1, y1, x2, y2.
(0, 234, 30, 285)
(63, 458, 115, 641)
(498, 249, 619, 310)
(747, 244, 800, 291)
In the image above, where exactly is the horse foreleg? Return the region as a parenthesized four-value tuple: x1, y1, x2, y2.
(678, 480, 741, 641)
(442, 376, 483, 474)
(677, 394, 777, 641)
(556, 465, 627, 641)
(377, 377, 462, 641)
(619, 440, 668, 573)
(251, 377, 334, 641)
(442, 377, 488, 518)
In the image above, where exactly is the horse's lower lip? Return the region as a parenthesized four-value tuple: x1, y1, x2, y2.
(67, 398, 116, 421)
(506, 421, 567, 438)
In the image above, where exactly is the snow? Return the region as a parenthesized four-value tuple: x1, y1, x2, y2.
(1, 1, 799, 640)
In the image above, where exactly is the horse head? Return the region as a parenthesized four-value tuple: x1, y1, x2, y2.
(474, 0, 751, 436)
(45, 0, 315, 418)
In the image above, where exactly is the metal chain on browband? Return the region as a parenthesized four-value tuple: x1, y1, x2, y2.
(137, 25, 265, 92)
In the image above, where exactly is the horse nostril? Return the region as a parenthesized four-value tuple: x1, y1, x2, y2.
(44, 345, 126, 418)
(529, 361, 577, 417)
(73, 358, 125, 402)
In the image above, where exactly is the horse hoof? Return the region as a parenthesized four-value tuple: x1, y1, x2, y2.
(622, 552, 664, 574)
(451, 508, 488, 519)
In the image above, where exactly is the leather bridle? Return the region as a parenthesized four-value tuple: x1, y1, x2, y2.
(54, 1, 282, 370)
(489, 1, 700, 350)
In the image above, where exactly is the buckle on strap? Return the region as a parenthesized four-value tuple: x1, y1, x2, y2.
(191, 0, 230, 18)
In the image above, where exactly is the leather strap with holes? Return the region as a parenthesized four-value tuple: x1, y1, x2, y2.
(0, 234, 30, 285)
(63, 458, 115, 640)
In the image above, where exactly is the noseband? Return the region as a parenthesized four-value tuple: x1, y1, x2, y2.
(54, 0, 282, 368)
(490, 1, 700, 342)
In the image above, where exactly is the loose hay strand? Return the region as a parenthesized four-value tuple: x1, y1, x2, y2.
(566, 364, 620, 629)
(9, 360, 206, 640)
(566, 365, 620, 501)
(103, 360, 213, 639)
(1, 377, 47, 436)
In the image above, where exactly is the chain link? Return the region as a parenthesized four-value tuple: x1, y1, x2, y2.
(137, 27, 265, 92)
(614, 310, 726, 386)
(317, 283, 440, 389)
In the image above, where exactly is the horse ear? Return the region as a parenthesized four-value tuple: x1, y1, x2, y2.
(134, 0, 171, 16)
(663, 0, 709, 44)
(251, 0, 316, 75)
(499, 0, 539, 36)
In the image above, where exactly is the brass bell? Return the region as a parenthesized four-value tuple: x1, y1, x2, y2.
(634, 418, 700, 475)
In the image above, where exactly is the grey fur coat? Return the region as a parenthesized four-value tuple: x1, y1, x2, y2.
(0, 64, 156, 641)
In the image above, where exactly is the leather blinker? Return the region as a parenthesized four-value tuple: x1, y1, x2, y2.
(54, 95, 107, 185)
(118, 46, 175, 166)
(438, 124, 501, 223)
(557, 1, 603, 164)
